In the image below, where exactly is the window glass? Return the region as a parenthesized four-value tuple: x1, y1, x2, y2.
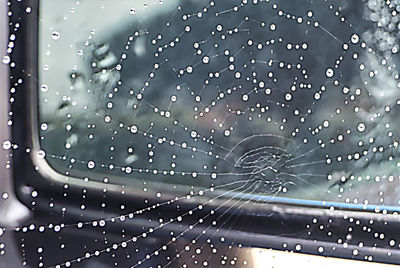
(39, 0, 400, 207)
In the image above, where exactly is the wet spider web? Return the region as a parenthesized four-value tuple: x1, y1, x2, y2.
(2, 0, 400, 267)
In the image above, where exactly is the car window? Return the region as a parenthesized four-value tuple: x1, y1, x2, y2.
(38, 0, 400, 207)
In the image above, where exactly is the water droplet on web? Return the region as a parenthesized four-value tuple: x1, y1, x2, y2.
(41, 123, 48, 131)
(87, 161, 95, 169)
(37, 150, 46, 159)
(51, 31, 60, 40)
(129, 8, 136, 14)
(130, 125, 138, 134)
(351, 33, 359, 44)
(31, 191, 38, 198)
(40, 84, 48, 92)
(2, 141, 11, 150)
(325, 68, 334, 78)
(2, 56, 10, 64)
(357, 122, 366, 133)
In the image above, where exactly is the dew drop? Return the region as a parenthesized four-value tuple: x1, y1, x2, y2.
(87, 161, 95, 169)
(41, 123, 48, 131)
(2, 141, 11, 150)
(325, 68, 334, 78)
(2, 56, 10, 64)
(40, 84, 48, 92)
(357, 122, 366, 133)
(37, 150, 46, 159)
(31, 191, 38, 198)
(351, 34, 359, 44)
(51, 31, 60, 40)
(130, 125, 138, 134)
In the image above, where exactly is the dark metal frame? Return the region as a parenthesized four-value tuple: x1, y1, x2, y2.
(8, 0, 400, 265)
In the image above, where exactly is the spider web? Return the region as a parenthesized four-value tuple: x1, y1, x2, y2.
(2, 0, 400, 267)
